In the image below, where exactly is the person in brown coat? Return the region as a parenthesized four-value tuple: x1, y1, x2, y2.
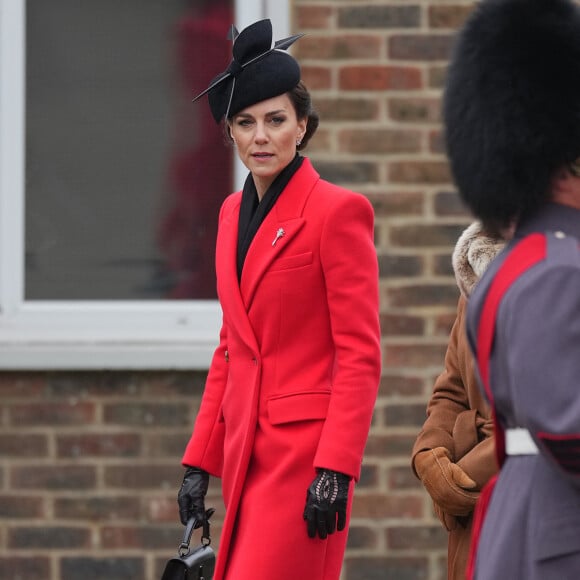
(411, 222, 503, 580)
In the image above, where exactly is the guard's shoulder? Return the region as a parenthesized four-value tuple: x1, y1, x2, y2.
(545, 230, 580, 268)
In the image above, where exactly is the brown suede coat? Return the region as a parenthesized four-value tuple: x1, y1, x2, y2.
(412, 223, 502, 580)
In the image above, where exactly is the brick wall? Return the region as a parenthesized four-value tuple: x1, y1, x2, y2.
(0, 2, 477, 579)
(0, 372, 214, 580)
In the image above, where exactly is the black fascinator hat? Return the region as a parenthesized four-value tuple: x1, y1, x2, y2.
(443, 0, 580, 232)
(193, 19, 304, 123)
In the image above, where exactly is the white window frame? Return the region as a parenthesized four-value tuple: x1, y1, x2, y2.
(0, 0, 289, 370)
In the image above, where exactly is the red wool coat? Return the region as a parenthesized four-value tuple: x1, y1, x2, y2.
(182, 158, 381, 580)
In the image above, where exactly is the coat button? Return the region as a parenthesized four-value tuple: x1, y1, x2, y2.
(225, 350, 229, 362)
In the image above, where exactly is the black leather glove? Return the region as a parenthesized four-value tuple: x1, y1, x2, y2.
(303, 469, 351, 539)
(177, 466, 209, 526)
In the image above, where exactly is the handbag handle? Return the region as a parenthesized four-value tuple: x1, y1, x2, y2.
(179, 508, 215, 556)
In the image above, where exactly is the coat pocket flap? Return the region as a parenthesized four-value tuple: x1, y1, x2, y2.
(268, 391, 331, 425)
(269, 251, 313, 272)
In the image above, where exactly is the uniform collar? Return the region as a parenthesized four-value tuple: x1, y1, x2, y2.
(515, 202, 580, 241)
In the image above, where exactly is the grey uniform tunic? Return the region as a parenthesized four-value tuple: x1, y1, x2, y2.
(466, 203, 580, 580)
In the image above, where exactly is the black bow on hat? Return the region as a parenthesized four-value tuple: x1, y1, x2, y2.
(192, 19, 304, 123)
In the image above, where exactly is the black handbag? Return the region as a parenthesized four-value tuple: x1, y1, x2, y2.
(161, 511, 216, 580)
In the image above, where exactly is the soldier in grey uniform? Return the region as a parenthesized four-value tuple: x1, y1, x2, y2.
(442, 0, 580, 578)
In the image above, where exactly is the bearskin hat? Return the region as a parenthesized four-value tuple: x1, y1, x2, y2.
(443, 0, 580, 232)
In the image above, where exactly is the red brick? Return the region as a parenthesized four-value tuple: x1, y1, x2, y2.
(434, 310, 460, 336)
(103, 403, 189, 427)
(338, 5, 420, 28)
(104, 465, 181, 490)
(11, 465, 96, 490)
(428, 64, 448, 88)
(340, 66, 422, 91)
(378, 374, 425, 396)
(0, 434, 48, 457)
(0, 373, 47, 397)
(61, 558, 144, 580)
(352, 493, 423, 518)
(347, 525, 380, 549)
(57, 433, 141, 458)
(378, 254, 424, 278)
(383, 343, 449, 368)
(0, 557, 50, 579)
(389, 98, 442, 123)
(389, 160, 452, 184)
(101, 525, 177, 550)
(344, 556, 430, 580)
(145, 432, 190, 457)
(315, 161, 378, 185)
(296, 5, 334, 29)
(386, 284, 459, 308)
(315, 98, 378, 121)
(429, 4, 475, 29)
(389, 34, 455, 61)
(146, 495, 178, 523)
(300, 66, 332, 89)
(364, 434, 418, 457)
(430, 128, 445, 153)
(54, 496, 140, 520)
(380, 313, 425, 336)
(0, 495, 45, 518)
(433, 253, 456, 278)
(146, 371, 207, 397)
(384, 403, 429, 428)
(8, 526, 91, 549)
(367, 191, 425, 217)
(339, 129, 421, 154)
(388, 465, 423, 491)
(390, 223, 464, 248)
(305, 129, 331, 153)
(358, 463, 380, 488)
(387, 525, 447, 550)
(297, 35, 381, 60)
(46, 371, 147, 396)
(434, 190, 471, 216)
(9, 402, 95, 426)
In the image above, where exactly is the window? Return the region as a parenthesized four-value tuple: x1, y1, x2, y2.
(0, 0, 290, 369)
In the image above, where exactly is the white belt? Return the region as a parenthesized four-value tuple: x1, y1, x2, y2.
(505, 428, 539, 455)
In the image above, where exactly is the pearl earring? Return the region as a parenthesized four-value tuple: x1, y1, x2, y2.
(296, 138, 302, 147)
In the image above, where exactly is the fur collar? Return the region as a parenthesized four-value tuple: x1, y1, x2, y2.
(452, 221, 505, 298)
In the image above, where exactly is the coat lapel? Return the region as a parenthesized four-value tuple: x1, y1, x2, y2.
(215, 194, 259, 350)
(240, 159, 320, 307)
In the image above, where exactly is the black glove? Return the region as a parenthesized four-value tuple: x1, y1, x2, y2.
(177, 466, 209, 526)
(303, 469, 351, 539)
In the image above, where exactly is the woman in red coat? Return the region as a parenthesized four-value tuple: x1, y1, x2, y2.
(175, 19, 382, 580)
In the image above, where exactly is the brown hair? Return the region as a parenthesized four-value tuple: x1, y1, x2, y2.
(287, 81, 319, 150)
